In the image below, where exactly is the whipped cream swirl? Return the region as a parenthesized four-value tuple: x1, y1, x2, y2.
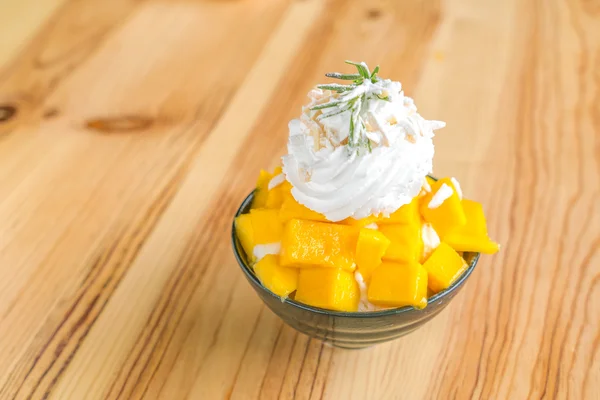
(282, 65, 445, 222)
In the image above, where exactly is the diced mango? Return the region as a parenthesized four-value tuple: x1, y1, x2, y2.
(368, 262, 428, 309)
(443, 199, 499, 254)
(251, 170, 272, 209)
(265, 189, 284, 209)
(426, 175, 436, 186)
(460, 199, 489, 235)
(420, 222, 441, 263)
(234, 213, 256, 262)
(421, 176, 435, 196)
(250, 209, 283, 244)
(279, 195, 328, 223)
(341, 215, 380, 228)
(265, 180, 292, 209)
(378, 197, 420, 226)
(419, 177, 466, 239)
(444, 233, 500, 254)
(254, 255, 298, 298)
(295, 268, 359, 312)
(280, 219, 358, 271)
(355, 229, 391, 282)
(379, 223, 422, 263)
(422, 242, 468, 293)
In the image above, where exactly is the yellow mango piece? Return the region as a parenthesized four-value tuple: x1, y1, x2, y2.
(444, 233, 500, 254)
(355, 229, 391, 282)
(444, 199, 499, 254)
(379, 223, 422, 263)
(421, 176, 436, 196)
(251, 170, 272, 209)
(295, 268, 359, 312)
(234, 213, 255, 262)
(265, 180, 292, 209)
(368, 262, 428, 309)
(341, 215, 379, 228)
(279, 195, 328, 223)
(460, 199, 488, 235)
(422, 242, 468, 293)
(420, 222, 440, 261)
(273, 166, 283, 175)
(249, 209, 283, 244)
(280, 219, 358, 271)
(419, 177, 466, 239)
(265, 189, 284, 209)
(378, 197, 420, 226)
(254, 255, 298, 298)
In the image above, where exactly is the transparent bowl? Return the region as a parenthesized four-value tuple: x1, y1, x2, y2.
(232, 192, 479, 349)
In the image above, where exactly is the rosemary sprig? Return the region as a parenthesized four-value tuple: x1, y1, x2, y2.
(316, 83, 357, 92)
(324, 72, 362, 81)
(370, 65, 380, 82)
(310, 100, 343, 110)
(317, 107, 349, 121)
(310, 61, 390, 153)
(344, 60, 371, 79)
(348, 94, 364, 146)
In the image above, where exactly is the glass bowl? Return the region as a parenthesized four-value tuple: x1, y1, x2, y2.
(231, 192, 479, 349)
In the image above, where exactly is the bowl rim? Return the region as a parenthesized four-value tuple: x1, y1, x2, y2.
(231, 184, 480, 318)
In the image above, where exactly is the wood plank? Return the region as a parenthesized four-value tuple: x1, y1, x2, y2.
(0, 0, 291, 397)
(47, 3, 325, 398)
(0, 0, 67, 67)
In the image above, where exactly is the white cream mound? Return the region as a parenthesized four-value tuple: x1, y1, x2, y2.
(282, 62, 445, 221)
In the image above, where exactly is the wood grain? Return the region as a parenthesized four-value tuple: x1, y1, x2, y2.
(0, 0, 598, 399)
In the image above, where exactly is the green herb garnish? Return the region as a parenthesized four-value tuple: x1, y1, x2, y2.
(310, 61, 390, 153)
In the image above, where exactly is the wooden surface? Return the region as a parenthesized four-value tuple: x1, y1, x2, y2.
(0, 0, 598, 398)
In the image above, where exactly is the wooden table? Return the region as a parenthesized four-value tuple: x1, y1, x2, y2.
(1, 0, 598, 398)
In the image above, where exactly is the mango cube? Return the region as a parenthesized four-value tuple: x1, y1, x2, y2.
(279, 195, 328, 223)
(254, 255, 298, 298)
(250, 209, 283, 244)
(295, 268, 359, 311)
(378, 197, 420, 226)
(422, 242, 468, 293)
(281, 219, 358, 271)
(444, 233, 499, 254)
(425, 175, 436, 187)
(368, 262, 428, 309)
(234, 213, 256, 262)
(460, 199, 488, 235)
(355, 229, 391, 282)
(379, 223, 422, 263)
(235, 209, 282, 263)
(419, 177, 466, 239)
(444, 199, 499, 254)
(251, 170, 272, 209)
(265, 180, 292, 209)
(265, 189, 284, 210)
(341, 215, 379, 228)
